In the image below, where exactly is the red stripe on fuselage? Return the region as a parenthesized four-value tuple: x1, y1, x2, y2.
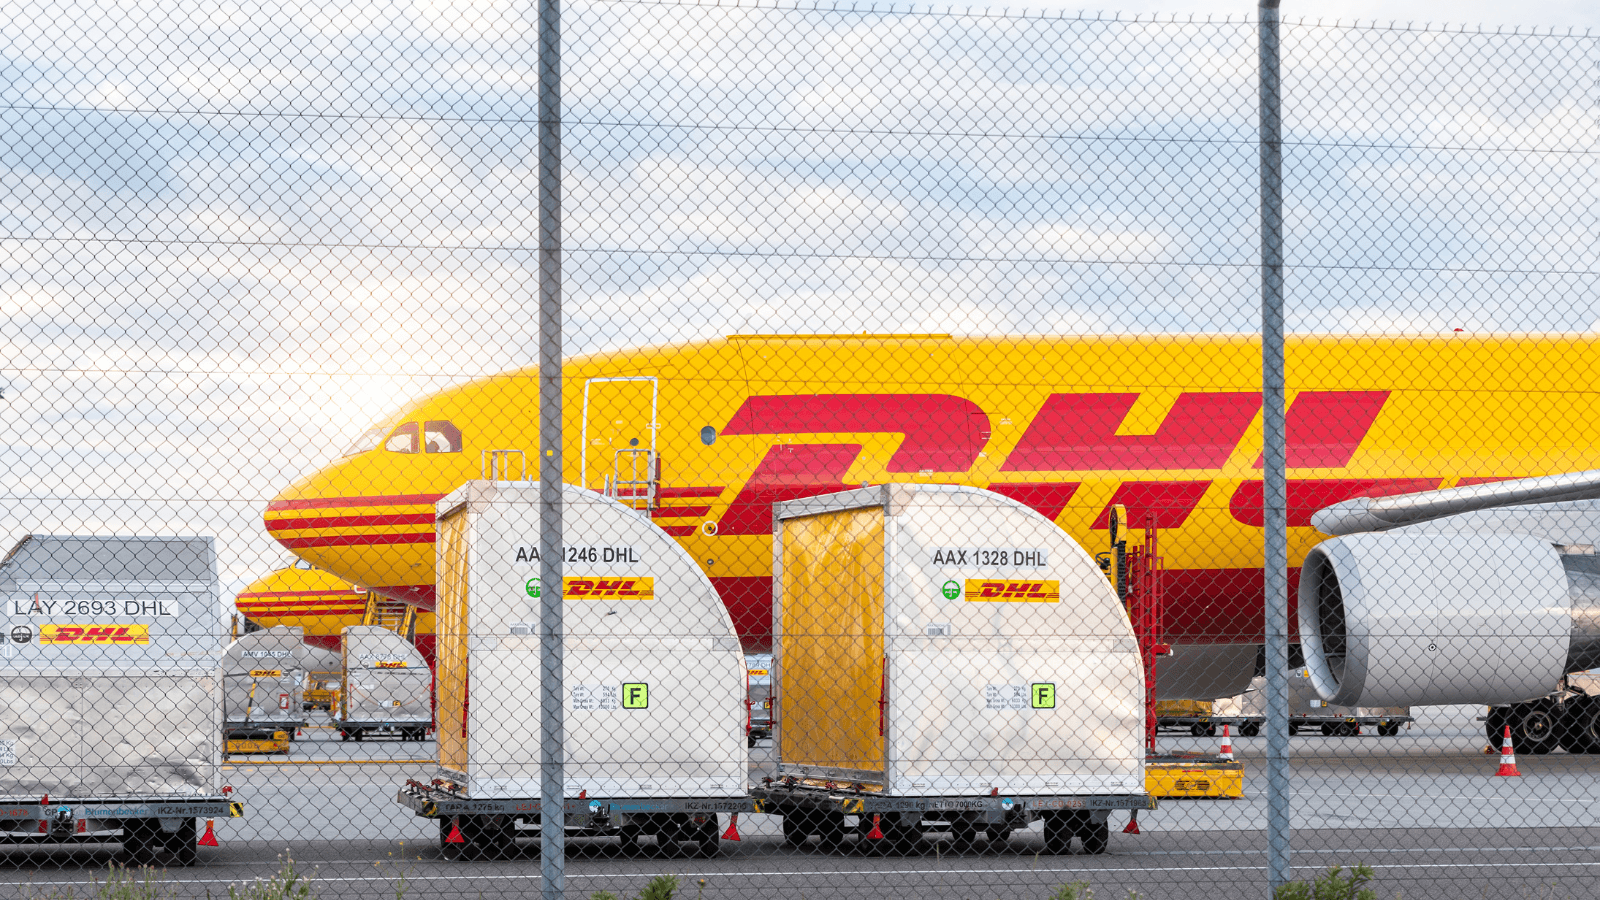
(1228, 478, 1440, 528)
(1004, 393, 1259, 471)
(265, 512, 436, 532)
(236, 590, 359, 599)
(276, 532, 435, 549)
(266, 493, 445, 512)
(658, 486, 725, 498)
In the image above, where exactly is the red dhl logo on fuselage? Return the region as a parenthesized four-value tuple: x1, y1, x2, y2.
(564, 577, 654, 599)
(965, 580, 1060, 602)
(40, 625, 150, 644)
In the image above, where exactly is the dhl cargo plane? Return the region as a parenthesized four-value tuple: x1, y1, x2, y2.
(264, 333, 1600, 740)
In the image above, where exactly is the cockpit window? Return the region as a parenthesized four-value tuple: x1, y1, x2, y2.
(424, 420, 463, 454)
(384, 422, 420, 454)
(293, 559, 314, 571)
(341, 425, 388, 457)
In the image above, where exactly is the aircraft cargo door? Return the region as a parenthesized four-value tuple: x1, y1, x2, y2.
(778, 507, 886, 778)
(582, 377, 658, 505)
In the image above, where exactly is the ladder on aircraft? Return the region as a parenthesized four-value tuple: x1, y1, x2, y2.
(603, 448, 660, 512)
(361, 592, 412, 633)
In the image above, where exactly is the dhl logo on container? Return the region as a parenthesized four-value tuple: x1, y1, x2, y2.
(40, 625, 150, 644)
(564, 577, 654, 600)
(375, 660, 408, 669)
(965, 580, 1061, 603)
(248, 668, 284, 678)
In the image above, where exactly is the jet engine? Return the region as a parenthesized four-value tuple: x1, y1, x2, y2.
(1299, 531, 1600, 708)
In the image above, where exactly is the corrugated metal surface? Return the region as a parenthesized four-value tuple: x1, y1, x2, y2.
(434, 481, 746, 799)
(339, 625, 431, 726)
(0, 536, 221, 797)
(778, 507, 886, 778)
(435, 508, 471, 773)
(773, 485, 1145, 796)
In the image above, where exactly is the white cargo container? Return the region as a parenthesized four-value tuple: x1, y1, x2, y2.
(0, 535, 240, 864)
(223, 625, 309, 737)
(754, 485, 1152, 855)
(337, 624, 432, 741)
(396, 481, 748, 859)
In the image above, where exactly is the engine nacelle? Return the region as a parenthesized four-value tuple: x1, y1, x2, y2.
(1299, 531, 1598, 707)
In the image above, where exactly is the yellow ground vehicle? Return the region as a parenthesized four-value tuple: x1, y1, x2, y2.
(304, 672, 342, 712)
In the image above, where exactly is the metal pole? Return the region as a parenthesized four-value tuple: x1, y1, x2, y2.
(1258, 0, 1291, 893)
(537, 0, 564, 895)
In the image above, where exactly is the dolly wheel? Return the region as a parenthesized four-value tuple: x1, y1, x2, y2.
(1080, 820, 1109, 855)
(693, 818, 720, 858)
(168, 818, 198, 867)
(1042, 814, 1071, 855)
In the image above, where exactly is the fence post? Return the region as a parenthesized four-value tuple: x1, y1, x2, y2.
(538, 0, 565, 896)
(1258, 0, 1292, 894)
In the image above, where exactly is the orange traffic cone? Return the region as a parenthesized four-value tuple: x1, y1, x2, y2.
(199, 819, 220, 847)
(445, 817, 466, 843)
(867, 814, 884, 840)
(1218, 724, 1234, 761)
(1495, 726, 1521, 776)
(1122, 810, 1141, 835)
(721, 813, 741, 841)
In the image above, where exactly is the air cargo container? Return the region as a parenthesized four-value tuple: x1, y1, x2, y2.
(0, 535, 242, 864)
(752, 485, 1153, 855)
(223, 625, 309, 743)
(1218, 673, 1411, 737)
(747, 653, 773, 746)
(397, 481, 749, 859)
(336, 625, 431, 741)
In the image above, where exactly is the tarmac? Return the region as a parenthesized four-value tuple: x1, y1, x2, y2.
(3, 712, 1598, 900)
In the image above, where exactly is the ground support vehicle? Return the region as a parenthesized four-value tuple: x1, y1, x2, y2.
(768, 485, 1152, 856)
(1222, 673, 1411, 738)
(1144, 755, 1244, 798)
(747, 653, 773, 745)
(0, 535, 246, 864)
(752, 778, 1152, 855)
(1155, 715, 1264, 737)
(401, 482, 749, 859)
(335, 625, 431, 741)
(398, 780, 748, 859)
(303, 671, 341, 711)
(223, 625, 310, 743)
(0, 795, 243, 864)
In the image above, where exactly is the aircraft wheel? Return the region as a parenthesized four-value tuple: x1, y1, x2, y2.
(1557, 696, 1600, 753)
(1509, 699, 1559, 754)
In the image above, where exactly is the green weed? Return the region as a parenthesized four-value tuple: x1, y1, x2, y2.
(1273, 865, 1377, 900)
(226, 852, 315, 900)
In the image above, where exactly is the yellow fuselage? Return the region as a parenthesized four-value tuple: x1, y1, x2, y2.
(265, 333, 1600, 651)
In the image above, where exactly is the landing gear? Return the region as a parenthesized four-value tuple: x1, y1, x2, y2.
(1557, 695, 1600, 754)
(1488, 700, 1559, 755)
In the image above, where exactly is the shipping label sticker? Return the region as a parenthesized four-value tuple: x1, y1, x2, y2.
(564, 577, 654, 600)
(622, 683, 649, 709)
(930, 547, 1049, 569)
(0, 739, 14, 766)
(985, 684, 1029, 710)
(572, 684, 620, 711)
(963, 579, 1060, 602)
(248, 669, 284, 678)
(39, 624, 150, 645)
(1031, 683, 1057, 709)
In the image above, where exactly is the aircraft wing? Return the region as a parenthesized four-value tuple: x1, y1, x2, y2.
(1311, 469, 1600, 536)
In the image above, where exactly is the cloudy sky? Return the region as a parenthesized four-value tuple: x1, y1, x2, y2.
(2, 0, 1594, 601)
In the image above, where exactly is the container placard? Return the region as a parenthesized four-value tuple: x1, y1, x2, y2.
(39, 624, 151, 644)
(963, 579, 1060, 602)
(929, 547, 1049, 569)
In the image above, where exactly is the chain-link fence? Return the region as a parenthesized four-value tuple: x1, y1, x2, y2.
(3, 1, 1598, 898)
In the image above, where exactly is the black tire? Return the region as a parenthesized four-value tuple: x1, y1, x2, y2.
(817, 811, 846, 851)
(1205, 724, 1218, 737)
(1320, 723, 1334, 736)
(950, 819, 981, 853)
(1557, 696, 1600, 753)
(781, 810, 811, 847)
(167, 818, 198, 867)
(1240, 721, 1261, 738)
(1508, 699, 1560, 755)
(885, 814, 920, 854)
(118, 819, 162, 866)
(1189, 723, 1206, 737)
(1079, 820, 1109, 855)
(1042, 813, 1072, 855)
(693, 818, 720, 858)
(986, 826, 1013, 850)
(1376, 722, 1399, 737)
(748, 734, 758, 748)
(353, 729, 364, 742)
(1288, 723, 1299, 736)
(1340, 722, 1360, 737)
